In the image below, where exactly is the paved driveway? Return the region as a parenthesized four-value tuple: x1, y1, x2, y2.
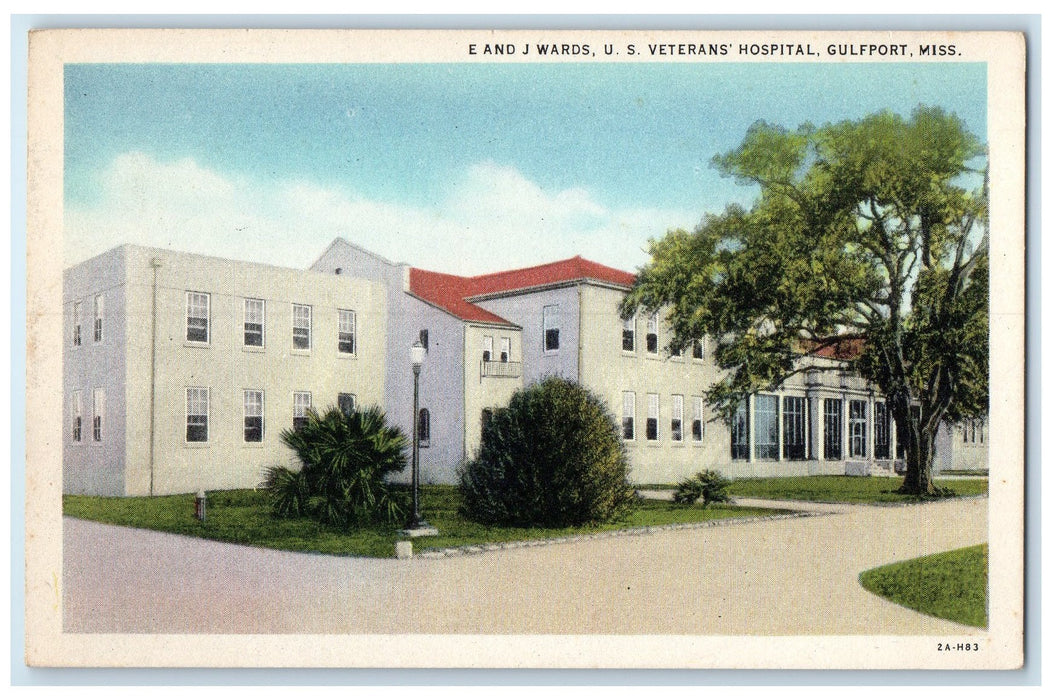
(63, 498, 987, 635)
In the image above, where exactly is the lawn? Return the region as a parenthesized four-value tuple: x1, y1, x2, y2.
(63, 485, 786, 559)
(858, 544, 988, 628)
(723, 475, 988, 503)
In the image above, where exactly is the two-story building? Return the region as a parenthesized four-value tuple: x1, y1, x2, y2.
(63, 238, 986, 495)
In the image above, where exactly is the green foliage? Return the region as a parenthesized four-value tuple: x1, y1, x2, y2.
(859, 544, 988, 628)
(459, 376, 637, 527)
(262, 405, 408, 527)
(63, 487, 783, 559)
(673, 470, 731, 507)
(724, 475, 986, 503)
(621, 107, 989, 494)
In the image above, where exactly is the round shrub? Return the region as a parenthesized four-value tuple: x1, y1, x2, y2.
(262, 405, 408, 527)
(459, 376, 636, 527)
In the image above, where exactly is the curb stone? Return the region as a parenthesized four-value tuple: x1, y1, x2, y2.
(414, 509, 828, 560)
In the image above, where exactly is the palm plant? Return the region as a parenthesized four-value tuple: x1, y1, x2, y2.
(262, 405, 409, 527)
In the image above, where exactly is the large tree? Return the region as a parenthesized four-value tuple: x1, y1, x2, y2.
(622, 107, 988, 495)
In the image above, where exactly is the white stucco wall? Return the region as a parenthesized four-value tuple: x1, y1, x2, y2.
(65, 245, 387, 496)
(63, 247, 129, 495)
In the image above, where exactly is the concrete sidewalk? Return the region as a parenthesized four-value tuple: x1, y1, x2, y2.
(62, 497, 987, 635)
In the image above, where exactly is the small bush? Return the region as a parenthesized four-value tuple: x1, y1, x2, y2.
(673, 470, 731, 507)
(262, 405, 409, 527)
(459, 376, 636, 527)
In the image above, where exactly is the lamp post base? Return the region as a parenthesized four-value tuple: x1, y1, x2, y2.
(399, 521, 439, 538)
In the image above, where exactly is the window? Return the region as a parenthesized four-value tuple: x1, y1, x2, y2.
(186, 291, 209, 343)
(293, 391, 312, 431)
(72, 301, 82, 347)
(622, 392, 635, 440)
(338, 309, 356, 354)
(244, 298, 265, 347)
(646, 314, 659, 354)
(292, 305, 312, 350)
(646, 393, 659, 441)
(500, 337, 511, 362)
(482, 335, 493, 362)
(849, 400, 868, 458)
(92, 389, 104, 442)
(693, 339, 704, 360)
(93, 294, 104, 342)
(622, 316, 635, 352)
(962, 418, 986, 445)
(824, 398, 843, 460)
(418, 408, 431, 447)
(419, 329, 429, 351)
(244, 390, 264, 443)
(186, 387, 209, 442)
(874, 402, 890, 458)
(71, 391, 82, 443)
(692, 396, 704, 442)
(671, 395, 684, 442)
(783, 396, 806, 460)
(731, 399, 749, 460)
(755, 394, 779, 459)
(338, 393, 357, 416)
(543, 305, 560, 352)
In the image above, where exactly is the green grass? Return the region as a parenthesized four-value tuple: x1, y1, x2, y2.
(63, 485, 786, 559)
(723, 476, 988, 503)
(859, 544, 988, 628)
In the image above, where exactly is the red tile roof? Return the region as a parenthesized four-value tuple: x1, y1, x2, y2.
(804, 336, 866, 360)
(408, 256, 636, 324)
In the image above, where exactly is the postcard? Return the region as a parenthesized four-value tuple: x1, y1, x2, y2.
(24, 27, 1025, 669)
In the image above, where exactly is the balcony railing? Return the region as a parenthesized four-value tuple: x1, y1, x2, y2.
(481, 360, 523, 378)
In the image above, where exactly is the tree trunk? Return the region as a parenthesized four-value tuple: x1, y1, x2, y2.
(896, 409, 937, 496)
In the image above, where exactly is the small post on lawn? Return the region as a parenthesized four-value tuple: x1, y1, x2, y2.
(403, 340, 437, 537)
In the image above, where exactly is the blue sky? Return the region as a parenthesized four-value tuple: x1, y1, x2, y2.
(64, 61, 987, 274)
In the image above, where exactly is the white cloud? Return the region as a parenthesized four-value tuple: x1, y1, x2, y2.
(65, 153, 696, 275)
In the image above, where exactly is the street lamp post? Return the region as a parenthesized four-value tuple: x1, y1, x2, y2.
(405, 340, 435, 535)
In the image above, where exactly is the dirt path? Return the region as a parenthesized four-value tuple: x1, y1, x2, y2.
(62, 497, 987, 635)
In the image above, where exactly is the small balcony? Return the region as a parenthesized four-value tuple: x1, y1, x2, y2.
(481, 360, 523, 378)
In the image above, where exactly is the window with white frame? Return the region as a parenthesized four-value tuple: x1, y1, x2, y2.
(874, 402, 891, 458)
(93, 294, 104, 342)
(293, 391, 312, 431)
(186, 291, 210, 343)
(418, 408, 431, 447)
(72, 301, 82, 347)
(646, 393, 659, 441)
(92, 388, 104, 442)
(622, 391, 635, 440)
(693, 339, 704, 360)
(783, 396, 806, 460)
(692, 396, 704, 442)
(292, 304, 311, 350)
(244, 298, 265, 347)
(671, 394, 684, 441)
(500, 337, 511, 362)
(849, 399, 868, 458)
(962, 418, 986, 445)
(71, 390, 82, 443)
(338, 309, 356, 355)
(543, 305, 560, 352)
(482, 335, 493, 361)
(186, 387, 209, 442)
(824, 398, 843, 460)
(622, 316, 635, 352)
(338, 393, 357, 416)
(755, 394, 780, 459)
(244, 390, 264, 443)
(646, 314, 659, 354)
(731, 399, 749, 460)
